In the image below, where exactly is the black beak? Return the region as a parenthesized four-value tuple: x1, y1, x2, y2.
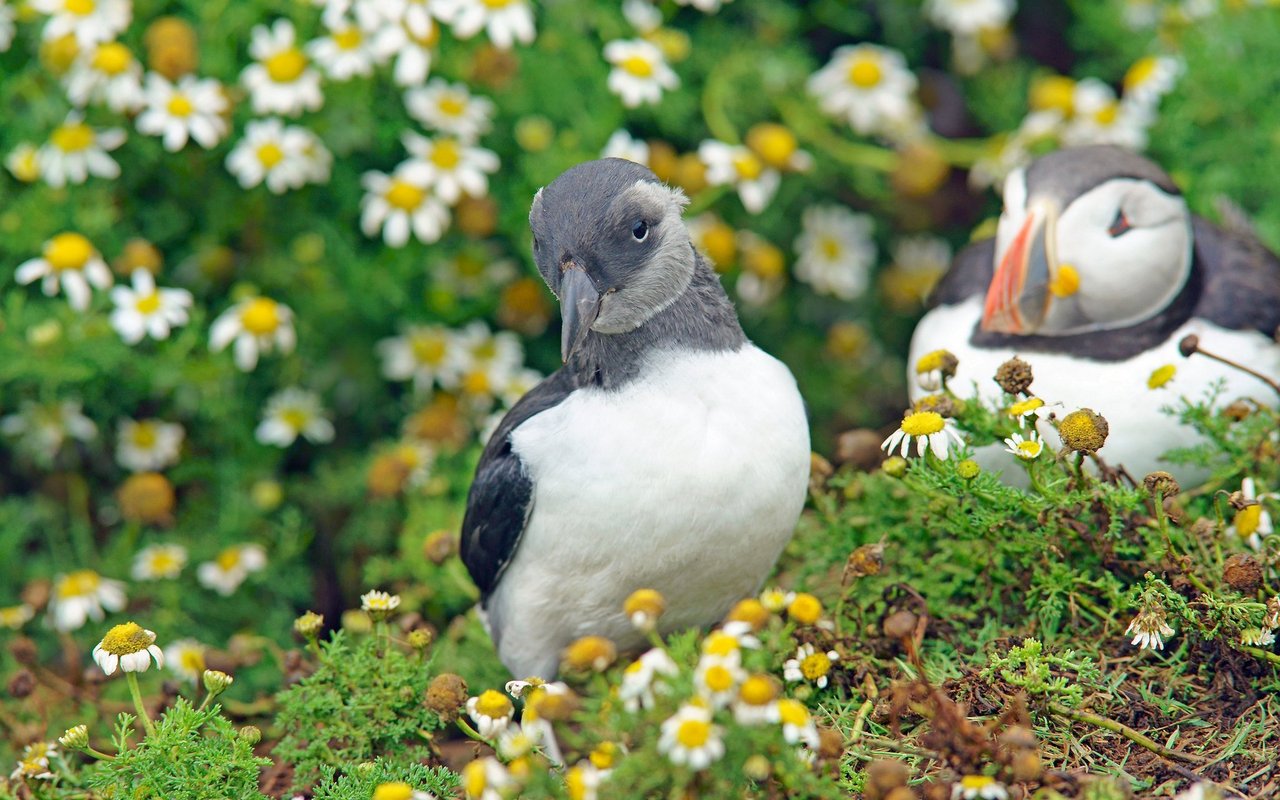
(559, 262, 601, 362)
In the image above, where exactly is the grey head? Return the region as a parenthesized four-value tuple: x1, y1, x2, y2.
(985, 146, 1193, 337)
(529, 158, 744, 388)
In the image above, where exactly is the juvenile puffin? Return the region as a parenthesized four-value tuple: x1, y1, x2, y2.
(910, 146, 1280, 481)
(461, 159, 811, 679)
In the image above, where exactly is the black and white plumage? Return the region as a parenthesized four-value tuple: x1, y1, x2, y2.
(910, 146, 1280, 481)
(462, 159, 810, 679)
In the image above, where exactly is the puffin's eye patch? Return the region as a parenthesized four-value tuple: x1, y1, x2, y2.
(1107, 209, 1132, 238)
(631, 220, 649, 241)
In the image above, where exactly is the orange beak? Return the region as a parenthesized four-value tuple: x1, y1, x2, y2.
(981, 208, 1054, 334)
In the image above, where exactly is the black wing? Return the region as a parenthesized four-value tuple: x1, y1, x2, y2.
(1190, 217, 1280, 336)
(927, 237, 995, 308)
(460, 368, 575, 598)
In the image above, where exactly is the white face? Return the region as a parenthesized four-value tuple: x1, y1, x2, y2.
(991, 169, 1192, 335)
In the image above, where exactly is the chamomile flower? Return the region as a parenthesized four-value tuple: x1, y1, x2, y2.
(760, 586, 793, 612)
(400, 132, 500, 204)
(1, 400, 97, 464)
(361, 166, 450, 246)
(1061, 78, 1150, 150)
(466, 689, 515, 737)
(601, 129, 649, 165)
(0, 604, 35, 630)
(446, 0, 535, 49)
(619, 647, 679, 712)
(92, 621, 164, 675)
(777, 698, 820, 748)
(242, 19, 325, 116)
(925, 0, 1014, 34)
(371, 0, 448, 41)
(564, 761, 604, 800)
(1003, 431, 1044, 460)
(307, 19, 379, 80)
(1125, 607, 1174, 651)
(404, 79, 494, 141)
(675, 0, 732, 11)
(604, 39, 678, 108)
(461, 757, 513, 800)
(361, 589, 401, 618)
(33, 0, 129, 47)
(10, 741, 57, 782)
(37, 112, 125, 187)
(1227, 478, 1276, 550)
(953, 775, 1010, 800)
(378, 323, 456, 392)
(225, 118, 320, 193)
(131, 543, 188, 580)
(255, 388, 335, 447)
(47, 570, 126, 631)
(808, 44, 919, 137)
(116, 417, 185, 472)
(1240, 627, 1275, 648)
(881, 235, 951, 308)
(136, 74, 230, 152)
(1123, 55, 1182, 110)
(658, 703, 724, 770)
(449, 321, 524, 401)
(64, 41, 144, 111)
(882, 411, 965, 460)
(16, 232, 113, 311)
(1005, 396, 1051, 429)
(372, 782, 437, 800)
(699, 140, 780, 215)
(164, 638, 206, 682)
(197, 544, 268, 596)
(694, 654, 745, 707)
(371, 15, 440, 86)
(733, 674, 781, 725)
(783, 643, 840, 689)
(622, 0, 661, 32)
(433, 250, 517, 299)
(6, 142, 40, 182)
(108, 269, 193, 344)
(209, 296, 297, 372)
(793, 205, 876, 299)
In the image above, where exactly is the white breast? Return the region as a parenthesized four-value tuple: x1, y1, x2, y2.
(910, 297, 1280, 483)
(486, 344, 810, 678)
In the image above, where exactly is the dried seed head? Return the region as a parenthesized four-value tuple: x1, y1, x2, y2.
(1010, 749, 1043, 782)
(883, 610, 918, 640)
(845, 543, 885, 580)
(817, 726, 844, 760)
(7, 669, 36, 699)
(1058, 408, 1109, 454)
(425, 673, 468, 721)
(835, 428, 887, 471)
(1142, 471, 1181, 498)
(994, 356, 1034, 395)
(865, 758, 911, 800)
(913, 393, 957, 418)
(1223, 400, 1253, 421)
(422, 530, 457, 564)
(1178, 334, 1200, 357)
(1223, 553, 1264, 594)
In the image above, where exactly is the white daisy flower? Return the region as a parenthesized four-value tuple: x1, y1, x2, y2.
(131, 543, 188, 581)
(163, 638, 206, 682)
(241, 19, 325, 116)
(37, 112, 125, 188)
(370, 0, 448, 41)
(64, 40, 144, 111)
(604, 38, 678, 108)
(448, 321, 523, 401)
(619, 647, 679, 712)
(255, 388, 335, 447)
(1002, 431, 1045, 461)
(16, 232, 113, 311)
(47, 569, 126, 631)
(952, 775, 1010, 800)
(793, 205, 876, 299)
(601, 129, 649, 165)
(297, 127, 334, 185)
(92, 621, 164, 675)
(733, 674, 781, 725)
(1241, 627, 1275, 648)
(882, 411, 966, 460)
(377, 323, 457, 392)
(807, 44, 919, 137)
(1061, 78, 1150, 150)
(6, 142, 41, 183)
(693, 654, 745, 708)
(782, 643, 840, 689)
(0, 400, 97, 464)
(360, 166, 450, 246)
(307, 19, 379, 80)
(882, 234, 951, 306)
(1125, 609, 1174, 651)
(563, 761, 604, 800)
(136, 73, 230, 152)
(466, 689, 515, 737)
(116, 417, 185, 472)
(360, 589, 401, 614)
(460, 757, 513, 800)
(433, 250, 517, 299)
(925, 0, 1014, 35)
(1122, 55, 1182, 110)
(622, 0, 662, 32)
(1227, 477, 1276, 550)
(400, 131, 499, 204)
(698, 140, 780, 214)
(1005, 396, 1052, 428)
(197, 544, 268, 596)
(225, 118, 318, 194)
(0, 1, 14, 52)
(404, 78, 494, 141)
(499, 367, 542, 407)
(0, 604, 35, 630)
(33, 0, 129, 48)
(777, 698, 821, 748)
(209, 296, 297, 372)
(10, 741, 58, 782)
(968, 109, 1062, 190)
(446, 0, 535, 49)
(371, 16, 439, 86)
(657, 703, 724, 770)
(108, 268, 193, 344)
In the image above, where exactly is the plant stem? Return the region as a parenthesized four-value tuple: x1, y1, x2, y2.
(849, 697, 875, 742)
(125, 673, 155, 736)
(1240, 645, 1280, 665)
(456, 718, 491, 745)
(1049, 702, 1207, 764)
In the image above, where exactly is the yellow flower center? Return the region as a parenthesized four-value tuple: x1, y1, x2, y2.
(1147, 364, 1176, 389)
(462, 370, 491, 396)
(787, 592, 823, 624)
(818, 236, 842, 260)
(1029, 75, 1077, 115)
(846, 56, 883, 88)
(1017, 440, 1042, 458)
(732, 152, 764, 181)
(1124, 56, 1158, 93)
(179, 646, 205, 674)
(56, 569, 100, 598)
(915, 349, 951, 373)
(265, 48, 308, 82)
(961, 775, 996, 789)
(44, 232, 95, 271)
(481, 0, 514, 7)
(739, 675, 776, 705)
(589, 742, 618, 769)
(99, 621, 154, 655)
(131, 422, 158, 447)
(703, 663, 735, 693)
(565, 766, 589, 800)
(167, 93, 194, 117)
(51, 123, 95, 153)
(438, 94, 467, 116)
(333, 27, 362, 50)
(1234, 505, 1262, 538)
(65, 0, 95, 15)
(746, 123, 797, 169)
(675, 718, 710, 748)
(148, 550, 180, 573)
(257, 142, 285, 168)
(92, 42, 131, 74)
(463, 761, 488, 795)
(409, 24, 440, 47)
(135, 293, 162, 314)
(410, 332, 447, 364)
(217, 548, 242, 570)
(474, 689, 513, 718)
(624, 588, 665, 619)
(281, 408, 311, 431)
(429, 138, 462, 169)
(1093, 101, 1119, 126)
(620, 54, 654, 78)
(385, 179, 425, 210)
(900, 411, 945, 437)
(372, 782, 414, 800)
(240, 297, 281, 335)
(703, 631, 738, 657)
(777, 698, 808, 727)
(1049, 263, 1080, 297)
(1007, 397, 1044, 416)
(800, 651, 831, 680)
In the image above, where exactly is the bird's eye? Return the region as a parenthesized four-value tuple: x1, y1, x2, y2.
(1107, 209, 1132, 238)
(631, 220, 649, 241)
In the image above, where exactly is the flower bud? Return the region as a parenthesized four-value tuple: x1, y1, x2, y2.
(59, 724, 89, 751)
(293, 611, 323, 641)
(238, 725, 261, 744)
(1142, 471, 1180, 498)
(203, 669, 234, 697)
(623, 588, 666, 632)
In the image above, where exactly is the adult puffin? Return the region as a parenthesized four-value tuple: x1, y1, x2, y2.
(909, 145, 1280, 482)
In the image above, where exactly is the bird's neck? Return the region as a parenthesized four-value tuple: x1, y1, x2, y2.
(565, 252, 746, 390)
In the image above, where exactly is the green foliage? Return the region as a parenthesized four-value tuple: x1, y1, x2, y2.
(310, 758, 459, 800)
(982, 638, 1100, 708)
